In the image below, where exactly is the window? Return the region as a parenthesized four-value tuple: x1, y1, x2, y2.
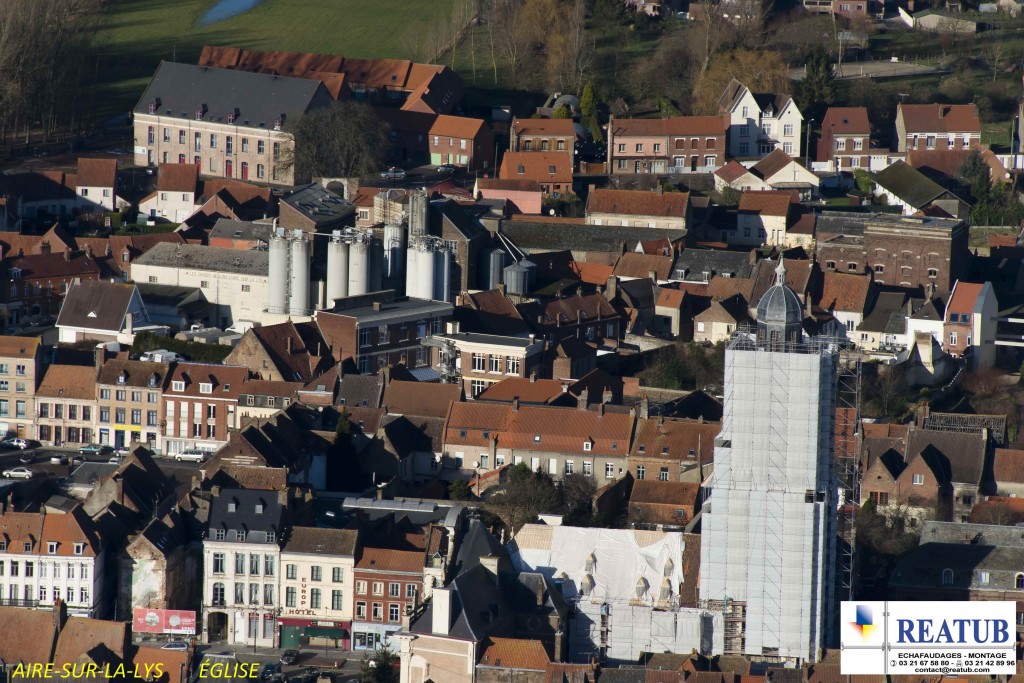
(926, 135, 936, 149)
(47, 542, 57, 555)
(874, 265, 884, 274)
(836, 138, 846, 151)
(941, 568, 954, 585)
(257, 164, 265, 179)
(739, 142, 749, 155)
(356, 601, 367, 619)
(912, 473, 925, 485)
(67, 563, 75, 579)
(389, 582, 400, 598)
(372, 603, 383, 621)
(489, 355, 501, 372)
(472, 353, 485, 371)
(637, 465, 645, 480)
(660, 467, 669, 481)
(213, 553, 225, 574)
(389, 604, 400, 622)
(73, 543, 84, 556)
(606, 462, 615, 478)
(236, 554, 246, 575)
(264, 584, 274, 605)
(131, 409, 141, 425)
(928, 268, 938, 279)
(25, 562, 33, 577)
(264, 555, 274, 576)
(332, 590, 344, 610)
(406, 584, 417, 599)
(949, 333, 957, 346)
(235, 583, 245, 604)
(565, 460, 574, 475)
(848, 262, 858, 272)
(783, 124, 794, 137)
(583, 461, 592, 476)
(583, 441, 592, 452)
(250, 554, 260, 575)
(250, 583, 259, 605)
(212, 583, 225, 606)
(258, 140, 265, 155)
(761, 123, 772, 135)
(1016, 574, 1024, 590)
(617, 143, 625, 153)
(783, 142, 793, 154)
(359, 328, 371, 348)
(357, 580, 367, 595)
(9, 562, 17, 576)
(333, 567, 343, 583)
(373, 582, 384, 596)
(214, 529, 225, 541)
(853, 138, 863, 151)
(310, 588, 322, 609)
(172, 381, 185, 392)
(286, 587, 296, 607)
(311, 566, 322, 581)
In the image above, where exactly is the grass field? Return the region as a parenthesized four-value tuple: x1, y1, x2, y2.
(91, 0, 457, 121)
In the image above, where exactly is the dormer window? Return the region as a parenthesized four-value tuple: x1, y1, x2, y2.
(227, 112, 236, 124)
(47, 542, 57, 555)
(583, 440, 592, 452)
(199, 382, 213, 394)
(638, 445, 646, 454)
(0, 541, 6, 551)
(117, 371, 127, 385)
(534, 434, 541, 443)
(273, 119, 282, 131)
(148, 375, 158, 387)
(195, 107, 204, 121)
(172, 381, 185, 392)
(73, 543, 84, 556)
(237, 531, 246, 542)
(255, 504, 264, 514)
(21, 541, 29, 552)
(228, 502, 236, 513)
(148, 102, 157, 114)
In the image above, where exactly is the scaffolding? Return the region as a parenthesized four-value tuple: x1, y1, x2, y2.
(831, 348, 862, 647)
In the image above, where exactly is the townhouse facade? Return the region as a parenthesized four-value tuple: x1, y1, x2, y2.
(95, 358, 168, 452)
(133, 62, 333, 185)
(433, 332, 546, 398)
(202, 489, 286, 647)
(34, 364, 98, 447)
(0, 508, 106, 618)
(161, 363, 250, 455)
(498, 152, 573, 195)
(428, 115, 494, 170)
(352, 547, 425, 650)
(944, 280, 997, 369)
(279, 527, 358, 650)
(0, 337, 43, 440)
(817, 107, 872, 170)
(607, 116, 728, 175)
(894, 103, 981, 153)
(235, 380, 303, 429)
(720, 79, 803, 159)
(510, 118, 576, 155)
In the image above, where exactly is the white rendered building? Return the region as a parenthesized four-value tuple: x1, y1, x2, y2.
(699, 263, 837, 663)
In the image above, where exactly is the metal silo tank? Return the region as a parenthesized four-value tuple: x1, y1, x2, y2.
(383, 223, 405, 278)
(433, 246, 452, 303)
(326, 234, 350, 304)
(348, 238, 370, 296)
(409, 190, 429, 238)
(268, 229, 289, 314)
(478, 247, 507, 291)
(416, 244, 435, 301)
(503, 261, 528, 295)
(288, 233, 311, 316)
(369, 237, 384, 293)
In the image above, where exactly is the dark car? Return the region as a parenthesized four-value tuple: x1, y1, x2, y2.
(79, 444, 112, 456)
(280, 650, 300, 665)
(260, 663, 280, 680)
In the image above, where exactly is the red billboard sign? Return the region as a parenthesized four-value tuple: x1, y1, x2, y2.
(132, 608, 197, 635)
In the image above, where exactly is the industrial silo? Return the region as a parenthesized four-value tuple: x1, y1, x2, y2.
(268, 227, 289, 314)
(369, 236, 384, 293)
(348, 237, 370, 296)
(414, 243, 435, 300)
(504, 259, 535, 296)
(288, 231, 310, 316)
(326, 232, 350, 303)
(433, 246, 452, 303)
(477, 246, 507, 291)
(383, 223, 405, 278)
(409, 190, 429, 238)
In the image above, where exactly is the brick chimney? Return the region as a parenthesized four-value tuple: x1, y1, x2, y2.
(286, 336, 292, 354)
(53, 599, 68, 633)
(577, 388, 589, 411)
(63, 247, 71, 262)
(512, 397, 520, 412)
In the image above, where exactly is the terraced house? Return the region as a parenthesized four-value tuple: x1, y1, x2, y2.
(161, 362, 250, 456)
(0, 336, 43, 440)
(95, 356, 168, 452)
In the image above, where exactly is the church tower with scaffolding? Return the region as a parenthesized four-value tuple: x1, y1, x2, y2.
(699, 261, 841, 664)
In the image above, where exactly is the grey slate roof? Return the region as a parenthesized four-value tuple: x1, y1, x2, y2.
(134, 61, 332, 130)
(133, 242, 269, 275)
(872, 161, 947, 209)
(56, 281, 135, 331)
(674, 249, 754, 280)
(282, 183, 355, 228)
(337, 374, 384, 408)
(906, 428, 987, 485)
(209, 218, 273, 243)
(135, 283, 205, 308)
(437, 332, 536, 348)
(858, 291, 908, 333)
(208, 488, 285, 543)
(283, 526, 358, 556)
(500, 221, 685, 255)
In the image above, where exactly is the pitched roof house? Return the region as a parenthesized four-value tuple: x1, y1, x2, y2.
(499, 152, 573, 195)
(585, 189, 690, 230)
(895, 103, 981, 153)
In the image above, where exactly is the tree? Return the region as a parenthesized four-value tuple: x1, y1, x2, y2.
(448, 479, 472, 501)
(798, 46, 835, 123)
(853, 168, 874, 194)
(360, 647, 399, 683)
(580, 83, 597, 119)
(281, 100, 390, 183)
(561, 473, 597, 525)
(552, 103, 571, 119)
(485, 462, 561, 534)
(692, 49, 790, 115)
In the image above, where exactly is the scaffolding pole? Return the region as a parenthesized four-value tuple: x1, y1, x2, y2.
(830, 348, 862, 647)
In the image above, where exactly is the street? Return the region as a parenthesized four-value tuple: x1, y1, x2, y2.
(0, 444, 206, 489)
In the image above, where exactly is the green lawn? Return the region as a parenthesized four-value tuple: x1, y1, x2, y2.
(91, 0, 457, 121)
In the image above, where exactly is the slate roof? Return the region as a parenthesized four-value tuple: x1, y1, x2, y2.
(281, 183, 354, 228)
(208, 488, 285, 541)
(459, 289, 533, 337)
(858, 291, 908, 333)
(750, 150, 798, 181)
(586, 189, 690, 218)
(675, 248, 754, 280)
(96, 359, 169, 389)
(56, 280, 136, 332)
(283, 526, 358, 555)
(210, 218, 273, 243)
(337, 374, 384, 408)
(134, 242, 269, 275)
(872, 161, 947, 209)
(134, 61, 331, 128)
(906, 428, 987, 486)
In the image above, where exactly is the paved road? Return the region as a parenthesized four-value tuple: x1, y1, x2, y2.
(790, 60, 944, 81)
(0, 444, 205, 488)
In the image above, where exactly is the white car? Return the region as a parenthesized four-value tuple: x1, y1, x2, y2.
(2, 467, 34, 479)
(174, 449, 206, 463)
(1, 438, 29, 450)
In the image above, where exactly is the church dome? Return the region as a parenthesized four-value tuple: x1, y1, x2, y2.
(756, 261, 803, 345)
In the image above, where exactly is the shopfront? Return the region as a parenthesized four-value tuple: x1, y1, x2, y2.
(351, 622, 400, 651)
(279, 618, 351, 650)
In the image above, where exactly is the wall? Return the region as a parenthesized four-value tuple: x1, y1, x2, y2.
(129, 262, 270, 328)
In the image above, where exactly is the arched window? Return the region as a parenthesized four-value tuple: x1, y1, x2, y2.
(1015, 573, 1024, 590)
(941, 569, 954, 586)
(212, 582, 225, 606)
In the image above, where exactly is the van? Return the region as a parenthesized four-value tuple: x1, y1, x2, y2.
(174, 449, 206, 463)
(140, 349, 184, 363)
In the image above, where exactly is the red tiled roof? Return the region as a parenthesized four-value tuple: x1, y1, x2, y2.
(587, 189, 689, 218)
(821, 107, 870, 134)
(571, 261, 614, 285)
(502, 405, 634, 456)
(630, 417, 719, 461)
(76, 158, 117, 189)
(477, 178, 542, 193)
(898, 103, 981, 134)
(993, 448, 1024, 484)
(157, 163, 199, 193)
(383, 379, 462, 418)
(430, 114, 486, 140)
(613, 252, 674, 280)
(714, 160, 751, 183)
(0, 335, 41, 359)
(355, 546, 423, 573)
(656, 288, 686, 309)
(630, 479, 700, 507)
(53, 616, 128, 665)
(0, 606, 57, 663)
(513, 117, 576, 137)
(611, 115, 727, 137)
(444, 402, 514, 446)
(477, 377, 567, 404)
(737, 190, 797, 217)
(818, 271, 871, 314)
(750, 149, 797, 181)
(947, 280, 984, 316)
(479, 637, 551, 670)
(38, 364, 97, 399)
(499, 152, 572, 184)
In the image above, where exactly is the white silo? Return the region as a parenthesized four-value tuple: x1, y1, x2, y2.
(383, 223, 405, 278)
(411, 242, 435, 300)
(348, 236, 370, 296)
(477, 246, 507, 291)
(268, 227, 289, 314)
(409, 190, 429, 238)
(288, 231, 310, 316)
(433, 245, 452, 303)
(326, 231, 350, 303)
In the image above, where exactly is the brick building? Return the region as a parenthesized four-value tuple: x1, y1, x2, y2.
(428, 115, 494, 170)
(607, 116, 728, 174)
(95, 357, 169, 452)
(627, 414, 719, 484)
(35, 364, 98, 447)
(894, 103, 981, 153)
(351, 547, 424, 650)
(3, 250, 102, 326)
(0, 336, 43, 440)
(433, 331, 546, 398)
(161, 362, 250, 455)
(816, 107, 872, 171)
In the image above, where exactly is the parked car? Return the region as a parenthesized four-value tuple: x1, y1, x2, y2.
(2, 467, 33, 479)
(436, 164, 457, 174)
(80, 444, 112, 456)
(260, 663, 281, 680)
(162, 641, 189, 651)
(107, 455, 122, 464)
(1, 438, 29, 450)
(379, 167, 406, 180)
(280, 650, 300, 665)
(174, 449, 207, 463)
(19, 453, 34, 464)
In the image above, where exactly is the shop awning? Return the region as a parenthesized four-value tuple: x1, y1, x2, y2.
(303, 626, 349, 639)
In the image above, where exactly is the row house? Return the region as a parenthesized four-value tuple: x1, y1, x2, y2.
(315, 293, 453, 375)
(719, 79, 803, 159)
(734, 191, 800, 248)
(235, 379, 303, 429)
(894, 103, 981, 153)
(133, 62, 334, 185)
(3, 250, 102, 326)
(585, 188, 690, 230)
(607, 115, 728, 175)
(498, 152, 573, 195)
(279, 527, 358, 650)
(137, 163, 200, 223)
(817, 107, 872, 171)
(0, 336, 43, 440)
(0, 506, 106, 617)
(516, 292, 623, 346)
(95, 357, 168, 453)
(35, 364, 98, 447)
(161, 362, 250, 455)
(510, 117, 576, 156)
(944, 280, 998, 369)
(433, 331, 546, 398)
(428, 115, 494, 170)
(202, 488, 286, 647)
(628, 413, 720, 484)
(442, 400, 636, 480)
(352, 546, 426, 650)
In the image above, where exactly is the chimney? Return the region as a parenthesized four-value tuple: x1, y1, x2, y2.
(940, 105, 948, 119)
(53, 599, 68, 633)
(125, 312, 133, 337)
(602, 388, 613, 404)
(648, 271, 657, 283)
(496, 283, 506, 295)
(432, 587, 453, 635)
(94, 344, 106, 369)
(63, 247, 71, 262)
(372, 302, 383, 312)
(286, 336, 293, 354)
(278, 489, 288, 505)
(606, 275, 618, 301)
(480, 554, 501, 587)
(577, 388, 589, 410)
(529, 372, 536, 383)
(639, 394, 649, 419)
(597, 402, 605, 418)
(512, 397, 520, 412)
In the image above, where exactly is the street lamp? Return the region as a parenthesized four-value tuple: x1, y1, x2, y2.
(805, 119, 815, 169)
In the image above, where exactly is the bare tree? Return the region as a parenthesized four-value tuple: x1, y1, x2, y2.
(494, 0, 527, 88)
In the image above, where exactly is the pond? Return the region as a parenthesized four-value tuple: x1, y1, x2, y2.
(197, 0, 263, 25)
